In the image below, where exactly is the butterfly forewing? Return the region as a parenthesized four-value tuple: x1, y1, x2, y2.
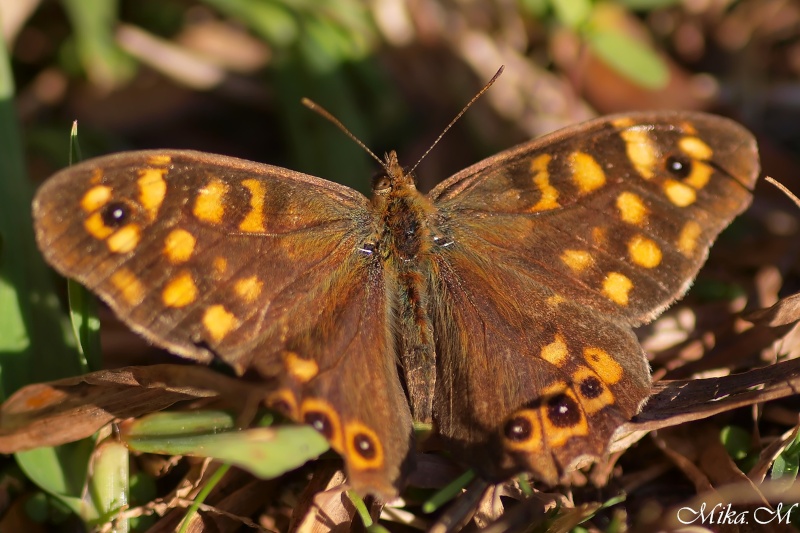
(34, 150, 366, 363)
(430, 112, 758, 325)
(427, 111, 759, 483)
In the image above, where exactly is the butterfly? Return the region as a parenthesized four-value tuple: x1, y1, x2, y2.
(32, 107, 759, 498)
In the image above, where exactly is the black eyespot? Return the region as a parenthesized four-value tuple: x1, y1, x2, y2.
(666, 155, 692, 178)
(579, 376, 603, 399)
(304, 411, 333, 439)
(371, 173, 391, 192)
(270, 399, 292, 415)
(353, 432, 377, 459)
(504, 416, 532, 442)
(101, 201, 130, 227)
(546, 393, 581, 427)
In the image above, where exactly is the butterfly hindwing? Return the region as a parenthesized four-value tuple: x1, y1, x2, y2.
(251, 249, 414, 497)
(429, 246, 649, 482)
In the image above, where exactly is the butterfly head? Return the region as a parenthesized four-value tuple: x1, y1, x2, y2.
(376, 151, 416, 191)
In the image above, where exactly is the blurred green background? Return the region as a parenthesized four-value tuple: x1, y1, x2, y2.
(12, 0, 789, 194)
(2, 0, 800, 531)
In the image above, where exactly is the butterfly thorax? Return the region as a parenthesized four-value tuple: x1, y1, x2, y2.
(372, 151, 435, 264)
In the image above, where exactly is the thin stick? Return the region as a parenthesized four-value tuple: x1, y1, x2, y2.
(300, 97, 385, 169)
(409, 65, 505, 175)
(765, 176, 800, 209)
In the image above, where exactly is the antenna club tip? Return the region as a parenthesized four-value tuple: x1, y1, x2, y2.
(490, 66, 504, 82)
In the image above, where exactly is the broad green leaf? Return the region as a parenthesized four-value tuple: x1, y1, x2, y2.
(122, 415, 329, 480)
(721, 425, 751, 461)
(16, 442, 98, 520)
(0, 9, 82, 399)
(120, 410, 237, 437)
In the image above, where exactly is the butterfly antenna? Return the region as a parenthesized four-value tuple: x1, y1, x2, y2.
(765, 176, 800, 209)
(408, 65, 505, 175)
(301, 97, 386, 169)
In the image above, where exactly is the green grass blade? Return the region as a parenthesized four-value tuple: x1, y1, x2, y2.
(178, 463, 230, 533)
(0, 14, 82, 399)
(421, 469, 475, 513)
(66, 122, 101, 372)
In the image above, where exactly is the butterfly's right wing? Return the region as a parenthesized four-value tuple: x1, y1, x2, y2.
(33, 150, 413, 497)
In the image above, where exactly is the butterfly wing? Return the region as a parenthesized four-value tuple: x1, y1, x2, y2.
(33, 150, 412, 497)
(427, 112, 759, 482)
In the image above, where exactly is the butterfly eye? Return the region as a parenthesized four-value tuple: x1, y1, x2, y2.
(372, 174, 391, 192)
(665, 155, 692, 178)
(101, 201, 132, 228)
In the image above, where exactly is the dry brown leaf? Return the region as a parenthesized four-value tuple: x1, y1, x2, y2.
(473, 483, 553, 531)
(291, 480, 356, 533)
(473, 484, 509, 527)
(694, 426, 770, 507)
(616, 357, 800, 448)
(429, 479, 490, 533)
(0, 495, 48, 533)
(747, 293, 800, 327)
(537, 502, 605, 533)
(0, 365, 269, 453)
(652, 428, 714, 492)
(153, 472, 273, 532)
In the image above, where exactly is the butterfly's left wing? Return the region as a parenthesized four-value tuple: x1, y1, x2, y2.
(33, 150, 413, 497)
(426, 112, 759, 482)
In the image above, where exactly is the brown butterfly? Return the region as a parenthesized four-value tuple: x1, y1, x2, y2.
(33, 105, 759, 498)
